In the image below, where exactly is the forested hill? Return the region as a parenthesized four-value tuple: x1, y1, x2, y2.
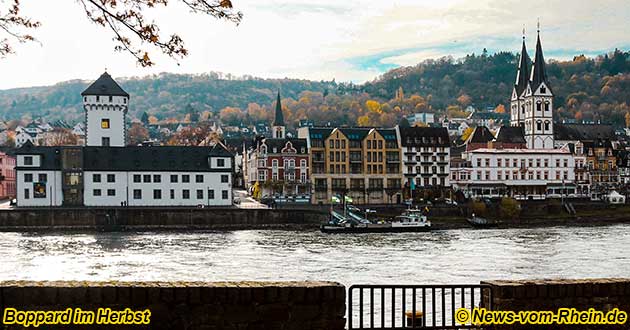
(0, 73, 335, 123)
(1, 48, 629, 128)
(363, 49, 630, 127)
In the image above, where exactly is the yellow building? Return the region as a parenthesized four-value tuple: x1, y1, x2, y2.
(298, 127, 402, 205)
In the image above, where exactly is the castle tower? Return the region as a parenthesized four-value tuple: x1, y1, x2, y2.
(523, 25, 554, 149)
(272, 91, 286, 139)
(510, 31, 530, 128)
(81, 72, 129, 146)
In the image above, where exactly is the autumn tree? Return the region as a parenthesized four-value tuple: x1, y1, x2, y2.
(41, 128, 79, 146)
(494, 104, 506, 114)
(219, 107, 244, 126)
(457, 94, 472, 107)
(626, 112, 630, 128)
(128, 122, 149, 145)
(1, 0, 242, 65)
(167, 122, 217, 146)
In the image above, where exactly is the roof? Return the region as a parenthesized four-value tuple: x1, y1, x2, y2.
(262, 138, 308, 154)
(495, 126, 526, 144)
(399, 127, 449, 147)
(469, 148, 570, 155)
(515, 39, 531, 97)
(530, 33, 550, 92)
(338, 128, 371, 141)
(467, 126, 494, 144)
(81, 72, 129, 97)
(398, 117, 411, 128)
(308, 128, 334, 140)
(554, 123, 617, 142)
(15, 145, 232, 172)
(272, 91, 284, 126)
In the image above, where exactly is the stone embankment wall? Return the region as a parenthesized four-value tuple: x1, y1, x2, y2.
(483, 278, 630, 329)
(0, 281, 345, 330)
(0, 208, 328, 231)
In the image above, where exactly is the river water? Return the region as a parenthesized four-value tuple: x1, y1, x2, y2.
(1, 225, 630, 285)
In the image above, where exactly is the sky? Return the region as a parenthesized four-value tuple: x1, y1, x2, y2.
(0, 0, 629, 90)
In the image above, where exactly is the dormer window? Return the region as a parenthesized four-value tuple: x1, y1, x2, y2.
(541, 86, 546, 94)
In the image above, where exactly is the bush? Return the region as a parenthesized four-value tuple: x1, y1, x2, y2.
(470, 200, 487, 217)
(499, 197, 520, 219)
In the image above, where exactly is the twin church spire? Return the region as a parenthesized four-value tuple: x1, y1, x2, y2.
(514, 23, 550, 98)
(510, 22, 555, 150)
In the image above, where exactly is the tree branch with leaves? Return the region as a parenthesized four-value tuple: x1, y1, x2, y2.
(0, 0, 241, 65)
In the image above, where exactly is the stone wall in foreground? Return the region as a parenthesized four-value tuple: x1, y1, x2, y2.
(0, 281, 345, 330)
(483, 278, 630, 330)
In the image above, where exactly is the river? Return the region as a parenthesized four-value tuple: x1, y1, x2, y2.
(1, 225, 629, 285)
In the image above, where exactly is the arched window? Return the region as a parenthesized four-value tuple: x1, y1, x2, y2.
(544, 101, 550, 111)
(540, 86, 546, 94)
(536, 101, 542, 111)
(544, 121, 550, 131)
(536, 121, 542, 131)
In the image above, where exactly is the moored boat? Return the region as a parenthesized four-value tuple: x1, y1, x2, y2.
(320, 207, 431, 233)
(466, 215, 498, 228)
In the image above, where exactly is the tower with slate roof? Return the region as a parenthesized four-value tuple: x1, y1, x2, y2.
(510, 23, 554, 149)
(272, 91, 286, 139)
(81, 71, 129, 147)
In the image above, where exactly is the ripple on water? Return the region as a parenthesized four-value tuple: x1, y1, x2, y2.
(0, 225, 629, 284)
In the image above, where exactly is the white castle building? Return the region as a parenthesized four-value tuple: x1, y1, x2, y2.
(15, 72, 234, 207)
(451, 28, 580, 200)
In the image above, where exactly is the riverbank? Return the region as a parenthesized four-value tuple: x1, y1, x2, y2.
(0, 204, 629, 232)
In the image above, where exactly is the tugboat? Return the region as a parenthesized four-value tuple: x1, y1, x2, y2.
(466, 213, 498, 228)
(320, 206, 431, 233)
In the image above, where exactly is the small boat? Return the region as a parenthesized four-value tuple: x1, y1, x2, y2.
(466, 215, 498, 228)
(320, 208, 431, 233)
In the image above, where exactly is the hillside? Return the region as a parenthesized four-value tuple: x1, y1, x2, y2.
(1, 49, 629, 129)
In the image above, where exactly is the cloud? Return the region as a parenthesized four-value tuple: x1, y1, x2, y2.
(0, 0, 629, 89)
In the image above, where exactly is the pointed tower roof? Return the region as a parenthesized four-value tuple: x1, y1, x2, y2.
(514, 36, 530, 96)
(273, 91, 284, 126)
(530, 30, 550, 92)
(81, 71, 129, 97)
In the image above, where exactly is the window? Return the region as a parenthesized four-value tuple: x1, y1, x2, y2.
(182, 190, 190, 199)
(541, 87, 547, 94)
(93, 189, 102, 196)
(93, 174, 101, 183)
(24, 156, 33, 165)
(153, 174, 161, 183)
(221, 175, 229, 183)
(182, 175, 190, 183)
(102, 137, 110, 146)
(222, 190, 229, 199)
(208, 189, 215, 199)
(38, 174, 47, 182)
(217, 159, 225, 167)
(101, 119, 110, 129)
(107, 189, 116, 196)
(196, 175, 204, 183)
(153, 189, 162, 199)
(133, 189, 142, 199)
(197, 190, 203, 199)
(96, 96, 100, 102)
(133, 174, 141, 183)
(109, 96, 113, 102)
(24, 188, 30, 199)
(143, 175, 151, 183)
(107, 174, 115, 183)
(170, 175, 178, 183)
(24, 173, 33, 182)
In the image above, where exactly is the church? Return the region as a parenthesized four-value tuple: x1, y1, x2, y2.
(15, 72, 234, 207)
(451, 28, 580, 200)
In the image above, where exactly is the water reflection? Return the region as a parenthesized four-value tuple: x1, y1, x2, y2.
(0, 225, 629, 285)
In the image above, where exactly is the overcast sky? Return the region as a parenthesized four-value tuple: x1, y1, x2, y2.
(0, 0, 629, 89)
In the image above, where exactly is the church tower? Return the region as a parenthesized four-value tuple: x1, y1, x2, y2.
(523, 25, 554, 149)
(272, 91, 286, 139)
(81, 72, 129, 147)
(510, 31, 530, 128)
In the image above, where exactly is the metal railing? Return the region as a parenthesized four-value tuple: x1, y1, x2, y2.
(348, 284, 491, 329)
